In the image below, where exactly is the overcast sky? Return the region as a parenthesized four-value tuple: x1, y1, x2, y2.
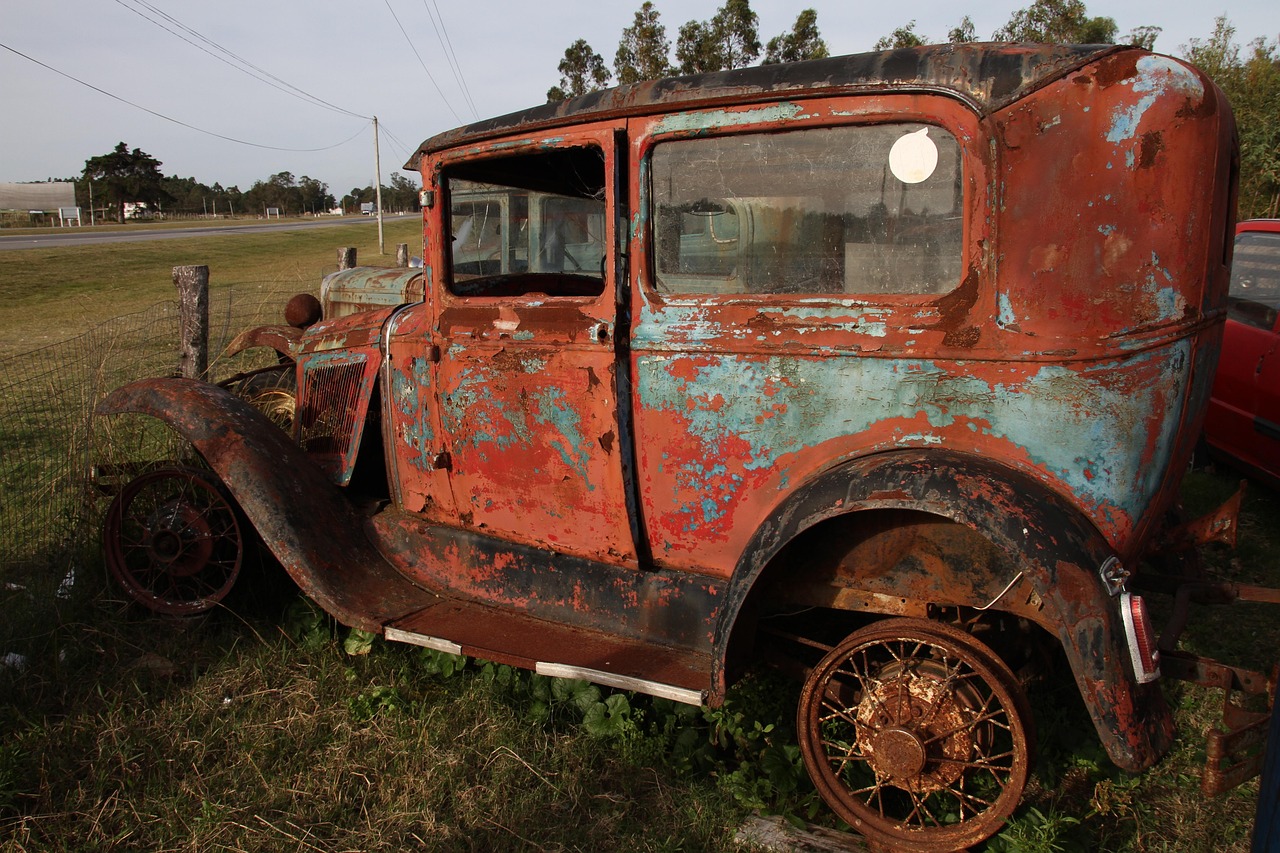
(3, 1, 1275, 196)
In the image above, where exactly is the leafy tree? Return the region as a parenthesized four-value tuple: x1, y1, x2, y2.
(615, 2, 674, 84)
(81, 142, 170, 222)
(342, 173, 421, 215)
(1124, 25, 1162, 50)
(296, 176, 334, 215)
(385, 172, 422, 213)
(547, 39, 611, 102)
(874, 20, 927, 51)
(676, 0, 761, 74)
(762, 9, 828, 65)
(993, 0, 1117, 44)
(155, 175, 243, 217)
(1183, 17, 1280, 217)
(948, 16, 977, 44)
(675, 20, 720, 75)
(243, 172, 335, 216)
(711, 0, 761, 69)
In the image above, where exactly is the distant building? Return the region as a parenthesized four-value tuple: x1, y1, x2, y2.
(0, 182, 76, 215)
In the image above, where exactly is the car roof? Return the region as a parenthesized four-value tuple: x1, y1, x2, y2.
(407, 42, 1121, 169)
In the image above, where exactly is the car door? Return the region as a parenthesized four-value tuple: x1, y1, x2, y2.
(424, 124, 639, 567)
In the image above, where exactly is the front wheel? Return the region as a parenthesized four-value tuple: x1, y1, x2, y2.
(797, 617, 1034, 851)
(103, 467, 243, 615)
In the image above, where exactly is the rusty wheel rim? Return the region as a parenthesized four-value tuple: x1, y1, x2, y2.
(103, 468, 242, 615)
(798, 618, 1033, 851)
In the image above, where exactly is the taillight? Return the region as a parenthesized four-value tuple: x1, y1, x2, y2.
(1120, 592, 1161, 683)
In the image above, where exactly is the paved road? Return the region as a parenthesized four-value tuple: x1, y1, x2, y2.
(0, 214, 417, 251)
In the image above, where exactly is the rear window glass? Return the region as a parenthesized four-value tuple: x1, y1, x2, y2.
(651, 124, 963, 297)
(1228, 230, 1280, 330)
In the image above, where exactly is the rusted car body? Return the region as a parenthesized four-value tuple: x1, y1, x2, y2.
(101, 44, 1269, 850)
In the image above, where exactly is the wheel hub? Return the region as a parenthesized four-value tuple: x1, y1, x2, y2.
(855, 661, 974, 793)
(867, 727, 927, 779)
(150, 529, 183, 562)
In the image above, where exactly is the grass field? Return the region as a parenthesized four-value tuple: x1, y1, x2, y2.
(0, 217, 421, 356)
(1, 232, 1278, 851)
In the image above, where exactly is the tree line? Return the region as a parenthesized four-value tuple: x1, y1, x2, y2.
(547, 0, 1278, 218)
(65, 142, 421, 222)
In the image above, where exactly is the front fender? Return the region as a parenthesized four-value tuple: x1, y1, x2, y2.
(96, 378, 436, 631)
(714, 449, 1174, 772)
(225, 325, 302, 360)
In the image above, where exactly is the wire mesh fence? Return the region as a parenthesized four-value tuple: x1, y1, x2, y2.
(0, 280, 299, 581)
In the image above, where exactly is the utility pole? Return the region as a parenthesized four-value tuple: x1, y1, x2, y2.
(88, 181, 95, 227)
(374, 115, 385, 254)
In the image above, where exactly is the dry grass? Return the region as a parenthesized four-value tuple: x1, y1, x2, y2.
(1, 228, 1278, 851)
(0, 580, 746, 852)
(0, 218, 421, 357)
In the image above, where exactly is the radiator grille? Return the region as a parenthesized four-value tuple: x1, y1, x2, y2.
(298, 361, 367, 458)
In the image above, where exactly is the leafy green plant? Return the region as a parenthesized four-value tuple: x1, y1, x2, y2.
(417, 647, 469, 679)
(347, 685, 406, 722)
(989, 806, 1085, 853)
(283, 596, 333, 649)
(342, 628, 378, 656)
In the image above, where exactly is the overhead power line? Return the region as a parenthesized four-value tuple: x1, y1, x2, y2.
(112, 0, 370, 121)
(1, 41, 369, 153)
(377, 122, 418, 166)
(382, 0, 464, 125)
(422, 0, 479, 118)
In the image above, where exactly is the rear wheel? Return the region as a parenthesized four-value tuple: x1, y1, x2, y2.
(797, 617, 1033, 851)
(103, 467, 243, 615)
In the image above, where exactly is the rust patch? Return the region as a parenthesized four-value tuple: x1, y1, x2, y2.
(1138, 131, 1164, 168)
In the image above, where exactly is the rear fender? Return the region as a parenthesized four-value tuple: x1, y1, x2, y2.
(715, 449, 1175, 772)
(96, 378, 435, 630)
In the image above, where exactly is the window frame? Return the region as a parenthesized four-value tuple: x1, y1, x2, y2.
(631, 95, 985, 310)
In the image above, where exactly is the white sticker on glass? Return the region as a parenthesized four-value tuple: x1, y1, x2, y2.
(889, 128, 939, 184)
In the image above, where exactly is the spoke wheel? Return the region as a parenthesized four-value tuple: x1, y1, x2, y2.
(798, 618, 1033, 852)
(104, 468, 243, 615)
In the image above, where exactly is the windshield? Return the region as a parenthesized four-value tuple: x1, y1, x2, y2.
(1228, 230, 1280, 330)
(445, 147, 607, 298)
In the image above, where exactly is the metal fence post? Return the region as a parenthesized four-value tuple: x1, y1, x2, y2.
(339, 247, 357, 270)
(396, 243, 409, 268)
(172, 265, 209, 381)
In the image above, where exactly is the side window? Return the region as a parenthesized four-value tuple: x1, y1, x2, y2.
(445, 146, 607, 298)
(1228, 231, 1280, 331)
(651, 124, 963, 296)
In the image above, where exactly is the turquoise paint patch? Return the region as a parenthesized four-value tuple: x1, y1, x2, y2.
(444, 366, 533, 462)
(997, 292, 1017, 327)
(638, 341, 1192, 529)
(633, 302, 891, 348)
(530, 386, 594, 489)
(1107, 55, 1204, 145)
(653, 102, 808, 135)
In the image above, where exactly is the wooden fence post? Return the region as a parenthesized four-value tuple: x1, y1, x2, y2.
(396, 243, 409, 268)
(339, 247, 357, 270)
(172, 265, 209, 381)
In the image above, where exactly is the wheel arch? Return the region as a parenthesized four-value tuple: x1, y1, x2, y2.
(711, 448, 1174, 772)
(96, 378, 436, 631)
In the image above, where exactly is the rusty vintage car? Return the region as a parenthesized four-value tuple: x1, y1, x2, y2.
(99, 44, 1275, 851)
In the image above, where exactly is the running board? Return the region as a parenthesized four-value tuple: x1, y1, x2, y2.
(386, 599, 710, 706)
